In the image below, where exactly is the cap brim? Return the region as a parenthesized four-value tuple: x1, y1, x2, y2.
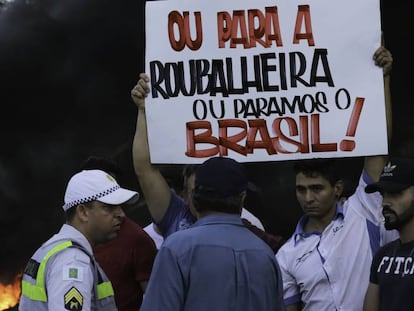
(97, 187, 139, 206)
(365, 181, 410, 193)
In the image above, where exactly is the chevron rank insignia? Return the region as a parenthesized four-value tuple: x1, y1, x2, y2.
(64, 286, 83, 311)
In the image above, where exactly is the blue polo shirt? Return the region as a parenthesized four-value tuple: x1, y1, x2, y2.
(157, 191, 195, 239)
(141, 214, 285, 311)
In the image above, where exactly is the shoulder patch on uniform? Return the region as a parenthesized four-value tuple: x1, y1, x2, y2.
(64, 286, 83, 311)
(63, 265, 84, 281)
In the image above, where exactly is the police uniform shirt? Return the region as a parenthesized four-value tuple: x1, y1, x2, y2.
(20, 224, 97, 311)
(48, 225, 95, 310)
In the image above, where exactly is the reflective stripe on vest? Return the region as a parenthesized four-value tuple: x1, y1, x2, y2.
(21, 240, 114, 301)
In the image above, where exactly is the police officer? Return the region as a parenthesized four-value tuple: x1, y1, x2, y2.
(19, 169, 139, 311)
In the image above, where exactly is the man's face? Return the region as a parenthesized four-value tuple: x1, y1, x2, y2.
(84, 201, 125, 245)
(382, 186, 414, 230)
(295, 173, 341, 220)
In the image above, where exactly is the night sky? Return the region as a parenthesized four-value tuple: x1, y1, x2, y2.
(0, 0, 146, 283)
(0, 0, 410, 284)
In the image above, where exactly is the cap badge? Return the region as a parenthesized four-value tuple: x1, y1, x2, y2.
(382, 162, 397, 177)
(106, 174, 116, 182)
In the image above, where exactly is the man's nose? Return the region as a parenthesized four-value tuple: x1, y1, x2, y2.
(114, 206, 126, 218)
(304, 190, 315, 202)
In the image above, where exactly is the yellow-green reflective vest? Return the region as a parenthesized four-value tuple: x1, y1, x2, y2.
(19, 239, 117, 311)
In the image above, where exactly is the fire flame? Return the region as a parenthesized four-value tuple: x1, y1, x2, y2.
(0, 273, 21, 310)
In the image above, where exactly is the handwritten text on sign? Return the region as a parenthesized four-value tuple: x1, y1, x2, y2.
(145, 0, 386, 163)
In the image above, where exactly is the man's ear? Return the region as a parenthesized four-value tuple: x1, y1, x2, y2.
(334, 179, 344, 199)
(76, 203, 90, 222)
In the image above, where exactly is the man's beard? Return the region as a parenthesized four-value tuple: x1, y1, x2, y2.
(383, 200, 414, 230)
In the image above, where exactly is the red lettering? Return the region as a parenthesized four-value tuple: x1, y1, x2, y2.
(230, 10, 249, 48)
(310, 114, 337, 152)
(217, 6, 283, 49)
(168, 11, 203, 51)
(185, 115, 338, 158)
(272, 116, 309, 153)
(293, 5, 315, 46)
(185, 121, 219, 157)
(246, 119, 277, 154)
(218, 119, 249, 156)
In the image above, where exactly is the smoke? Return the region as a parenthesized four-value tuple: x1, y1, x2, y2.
(0, 0, 145, 279)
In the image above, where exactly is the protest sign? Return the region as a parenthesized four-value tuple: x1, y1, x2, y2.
(145, 0, 387, 163)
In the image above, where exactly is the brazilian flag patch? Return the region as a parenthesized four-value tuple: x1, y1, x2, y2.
(69, 268, 78, 279)
(64, 286, 83, 311)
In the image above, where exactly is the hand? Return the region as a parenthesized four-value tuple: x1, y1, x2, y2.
(131, 73, 150, 108)
(373, 46, 392, 77)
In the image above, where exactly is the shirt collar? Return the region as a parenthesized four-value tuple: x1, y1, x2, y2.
(293, 203, 344, 245)
(194, 213, 244, 227)
(58, 224, 94, 254)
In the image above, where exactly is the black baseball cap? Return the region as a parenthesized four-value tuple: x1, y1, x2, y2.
(195, 156, 248, 198)
(365, 157, 414, 193)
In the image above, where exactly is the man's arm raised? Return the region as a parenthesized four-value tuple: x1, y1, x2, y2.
(364, 46, 393, 181)
(131, 73, 172, 223)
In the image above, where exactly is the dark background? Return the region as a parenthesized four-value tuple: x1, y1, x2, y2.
(0, 0, 410, 284)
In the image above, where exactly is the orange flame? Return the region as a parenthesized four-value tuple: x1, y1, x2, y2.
(0, 273, 21, 310)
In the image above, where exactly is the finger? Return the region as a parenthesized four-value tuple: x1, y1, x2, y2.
(131, 89, 142, 99)
(139, 73, 149, 82)
(131, 87, 148, 99)
(373, 46, 385, 59)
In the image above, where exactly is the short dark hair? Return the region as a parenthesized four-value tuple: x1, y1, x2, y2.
(192, 188, 243, 214)
(65, 204, 77, 221)
(293, 158, 340, 186)
(79, 155, 122, 178)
